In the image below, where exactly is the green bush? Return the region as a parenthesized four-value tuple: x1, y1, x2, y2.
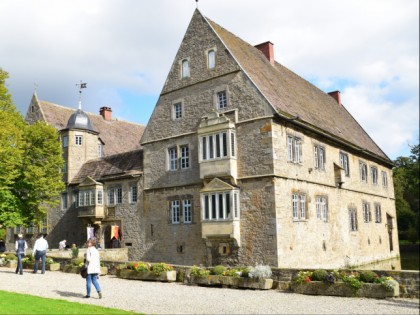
(311, 269, 328, 281)
(223, 268, 240, 277)
(5, 253, 17, 261)
(151, 262, 173, 276)
(190, 266, 210, 278)
(240, 267, 251, 278)
(71, 258, 84, 266)
(135, 261, 151, 272)
(212, 265, 226, 275)
(359, 270, 378, 283)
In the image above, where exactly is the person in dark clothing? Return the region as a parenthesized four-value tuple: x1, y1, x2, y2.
(15, 234, 28, 275)
(0, 239, 5, 253)
(110, 237, 120, 248)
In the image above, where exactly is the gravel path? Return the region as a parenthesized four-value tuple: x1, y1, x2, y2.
(0, 267, 418, 314)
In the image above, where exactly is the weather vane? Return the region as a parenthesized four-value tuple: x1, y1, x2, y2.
(76, 81, 87, 110)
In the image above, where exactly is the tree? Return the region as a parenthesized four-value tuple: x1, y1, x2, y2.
(393, 144, 420, 241)
(0, 69, 64, 227)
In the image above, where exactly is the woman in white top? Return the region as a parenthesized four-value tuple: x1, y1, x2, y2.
(84, 238, 102, 298)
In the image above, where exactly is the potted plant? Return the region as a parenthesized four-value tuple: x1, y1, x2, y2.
(46, 258, 60, 271)
(117, 261, 177, 282)
(63, 258, 84, 274)
(5, 253, 17, 268)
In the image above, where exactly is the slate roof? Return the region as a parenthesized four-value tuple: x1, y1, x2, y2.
(36, 99, 145, 156)
(71, 149, 143, 184)
(205, 14, 390, 164)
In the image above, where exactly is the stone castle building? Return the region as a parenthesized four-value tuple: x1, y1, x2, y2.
(12, 9, 399, 268)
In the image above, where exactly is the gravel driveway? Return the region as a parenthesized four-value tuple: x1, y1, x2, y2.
(0, 267, 418, 314)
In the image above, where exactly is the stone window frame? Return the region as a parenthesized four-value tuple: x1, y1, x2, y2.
(287, 133, 303, 164)
(292, 191, 307, 221)
(362, 201, 371, 223)
(170, 200, 181, 224)
(183, 199, 192, 223)
(374, 203, 382, 223)
(339, 151, 350, 177)
(349, 207, 358, 231)
(98, 144, 103, 158)
(173, 102, 183, 120)
(315, 195, 328, 222)
(314, 143, 326, 170)
(213, 85, 229, 110)
(78, 189, 96, 207)
(168, 147, 178, 171)
(129, 184, 138, 204)
(206, 47, 217, 69)
(371, 165, 378, 185)
(180, 145, 190, 169)
(181, 58, 190, 78)
(200, 130, 235, 162)
(381, 171, 388, 188)
(97, 190, 103, 205)
(61, 192, 68, 210)
(359, 160, 368, 183)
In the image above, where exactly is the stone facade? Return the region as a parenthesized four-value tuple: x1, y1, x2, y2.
(9, 9, 399, 269)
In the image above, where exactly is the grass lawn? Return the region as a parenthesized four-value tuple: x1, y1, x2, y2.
(0, 290, 143, 314)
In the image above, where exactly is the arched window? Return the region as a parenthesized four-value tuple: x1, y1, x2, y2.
(208, 50, 215, 69)
(182, 59, 190, 78)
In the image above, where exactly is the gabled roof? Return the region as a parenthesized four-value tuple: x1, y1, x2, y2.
(203, 12, 390, 163)
(71, 149, 143, 184)
(32, 96, 145, 156)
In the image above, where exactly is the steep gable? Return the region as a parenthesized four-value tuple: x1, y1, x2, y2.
(27, 95, 145, 156)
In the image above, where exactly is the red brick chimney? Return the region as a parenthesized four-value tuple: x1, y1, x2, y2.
(328, 91, 341, 105)
(99, 106, 112, 121)
(255, 41, 274, 65)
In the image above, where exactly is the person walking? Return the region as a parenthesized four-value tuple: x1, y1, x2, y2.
(84, 238, 102, 299)
(32, 234, 48, 274)
(15, 234, 28, 275)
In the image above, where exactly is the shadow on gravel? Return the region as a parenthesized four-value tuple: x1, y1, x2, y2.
(54, 290, 84, 298)
(378, 299, 420, 309)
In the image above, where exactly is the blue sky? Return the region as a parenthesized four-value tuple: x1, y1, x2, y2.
(0, 0, 418, 160)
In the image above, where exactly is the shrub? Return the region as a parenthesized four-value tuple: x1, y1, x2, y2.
(342, 273, 362, 293)
(249, 264, 272, 280)
(71, 258, 84, 266)
(375, 276, 398, 291)
(240, 267, 251, 278)
(312, 269, 328, 281)
(359, 270, 378, 283)
(293, 271, 313, 284)
(151, 262, 173, 276)
(135, 261, 151, 272)
(71, 247, 79, 259)
(126, 262, 138, 270)
(223, 268, 240, 277)
(190, 265, 210, 278)
(5, 253, 17, 261)
(212, 265, 226, 275)
(46, 258, 55, 265)
(116, 263, 127, 271)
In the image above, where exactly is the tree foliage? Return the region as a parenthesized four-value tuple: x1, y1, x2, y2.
(0, 69, 64, 227)
(393, 144, 420, 241)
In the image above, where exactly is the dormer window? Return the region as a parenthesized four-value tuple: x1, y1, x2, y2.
(208, 49, 216, 69)
(181, 59, 190, 78)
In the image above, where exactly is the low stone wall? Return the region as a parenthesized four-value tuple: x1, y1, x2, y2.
(271, 268, 419, 299)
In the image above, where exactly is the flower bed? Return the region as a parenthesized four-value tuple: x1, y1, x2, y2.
(116, 261, 176, 282)
(291, 270, 399, 298)
(187, 264, 273, 290)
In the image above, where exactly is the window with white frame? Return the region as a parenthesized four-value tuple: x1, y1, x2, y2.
(349, 208, 358, 231)
(314, 144, 325, 170)
(183, 199, 192, 223)
(171, 200, 180, 223)
(75, 135, 82, 146)
(374, 203, 382, 223)
(208, 49, 216, 69)
(287, 135, 302, 163)
(340, 151, 350, 176)
(216, 91, 227, 109)
(359, 161, 368, 182)
(78, 190, 96, 207)
(381, 171, 388, 187)
(363, 202, 371, 223)
(62, 135, 68, 148)
(202, 191, 239, 221)
(107, 188, 115, 205)
(130, 185, 137, 203)
(316, 196, 328, 222)
(97, 190, 103, 205)
(173, 102, 182, 119)
(61, 193, 68, 209)
(180, 145, 189, 169)
(200, 131, 235, 161)
(116, 187, 123, 204)
(292, 193, 306, 220)
(98, 144, 103, 158)
(181, 59, 190, 78)
(371, 166, 378, 185)
(168, 147, 178, 171)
